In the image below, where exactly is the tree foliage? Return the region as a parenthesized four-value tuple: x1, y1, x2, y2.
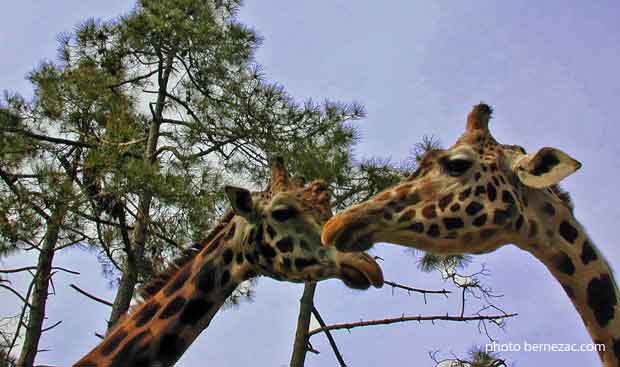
(0, 0, 404, 363)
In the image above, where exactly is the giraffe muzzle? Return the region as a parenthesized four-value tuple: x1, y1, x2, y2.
(338, 252, 384, 289)
(322, 210, 377, 252)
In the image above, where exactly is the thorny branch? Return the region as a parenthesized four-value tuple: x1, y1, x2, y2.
(308, 313, 517, 337)
(384, 280, 450, 304)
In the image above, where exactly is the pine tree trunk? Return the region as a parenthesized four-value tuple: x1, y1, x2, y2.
(289, 282, 317, 367)
(16, 204, 66, 367)
(107, 51, 173, 329)
(106, 201, 148, 329)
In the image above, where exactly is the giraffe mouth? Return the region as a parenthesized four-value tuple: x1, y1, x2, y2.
(339, 253, 384, 289)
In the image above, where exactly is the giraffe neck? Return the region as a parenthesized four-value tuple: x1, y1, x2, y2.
(74, 217, 253, 367)
(518, 204, 619, 366)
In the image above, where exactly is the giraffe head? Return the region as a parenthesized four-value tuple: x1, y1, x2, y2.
(322, 104, 582, 255)
(224, 157, 384, 289)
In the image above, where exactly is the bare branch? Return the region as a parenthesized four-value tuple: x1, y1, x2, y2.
(312, 307, 346, 367)
(69, 284, 113, 307)
(308, 313, 518, 337)
(41, 320, 62, 333)
(0, 284, 32, 308)
(384, 280, 450, 304)
(0, 266, 79, 275)
(7, 277, 35, 356)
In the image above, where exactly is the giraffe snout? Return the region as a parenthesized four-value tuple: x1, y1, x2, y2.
(322, 210, 376, 253)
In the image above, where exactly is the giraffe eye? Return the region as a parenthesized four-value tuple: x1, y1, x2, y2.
(271, 207, 298, 221)
(443, 158, 473, 177)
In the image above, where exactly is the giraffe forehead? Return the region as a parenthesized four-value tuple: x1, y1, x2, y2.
(264, 189, 330, 221)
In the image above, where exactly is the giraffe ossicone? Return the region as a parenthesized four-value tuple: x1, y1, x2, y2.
(74, 157, 383, 367)
(322, 104, 620, 367)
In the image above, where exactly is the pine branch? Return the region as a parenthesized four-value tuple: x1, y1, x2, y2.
(1, 128, 95, 148)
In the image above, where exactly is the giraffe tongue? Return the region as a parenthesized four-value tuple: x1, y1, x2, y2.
(339, 254, 384, 289)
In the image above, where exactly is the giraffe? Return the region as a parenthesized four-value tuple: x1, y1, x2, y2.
(322, 104, 620, 366)
(74, 157, 384, 367)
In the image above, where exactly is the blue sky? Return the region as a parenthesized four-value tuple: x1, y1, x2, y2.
(2, 1, 619, 366)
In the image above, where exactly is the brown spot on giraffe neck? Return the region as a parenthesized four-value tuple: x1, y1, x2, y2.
(580, 241, 598, 265)
(179, 298, 214, 324)
(551, 252, 576, 275)
(100, 328, 128, 356)
(542, 202, 556, 217)
(109, 330, 151, 366)
(613, 339, 620, 360)
(163, 266, 192, 297)
(222, 248, 234, 265)
(559, 220, 579, 244)
(133, 302, 161, 328)
(158, 333, 184, 364)
(586, 274, 618, 328)
(195, 263, 218, 294)
(159, 296, 186, 319)
(422, 205, 437, 219)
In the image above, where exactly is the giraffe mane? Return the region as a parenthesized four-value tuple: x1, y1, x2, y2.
(550, 184, 574, 211)
(137, 210, 236, 301)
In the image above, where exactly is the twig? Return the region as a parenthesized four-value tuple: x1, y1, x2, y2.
(0, 266, 80, 275)
(312, 307, 347, 367)
(0, 284, 32, 308)
(306, 341, 320, 355)
(384, 281, 450, 295)
(308, 313, 517, 337)
(70, 284, 113, 307)
(41, 320, 62, 333)
(8, 277, 35, 356)
(384, 280, 450, 304)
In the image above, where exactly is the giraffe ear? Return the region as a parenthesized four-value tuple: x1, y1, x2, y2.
(225, 186, 255, 219)
(514, 147, 582, 188)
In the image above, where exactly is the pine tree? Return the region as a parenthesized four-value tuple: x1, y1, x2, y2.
(1, 0, 402, 364)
